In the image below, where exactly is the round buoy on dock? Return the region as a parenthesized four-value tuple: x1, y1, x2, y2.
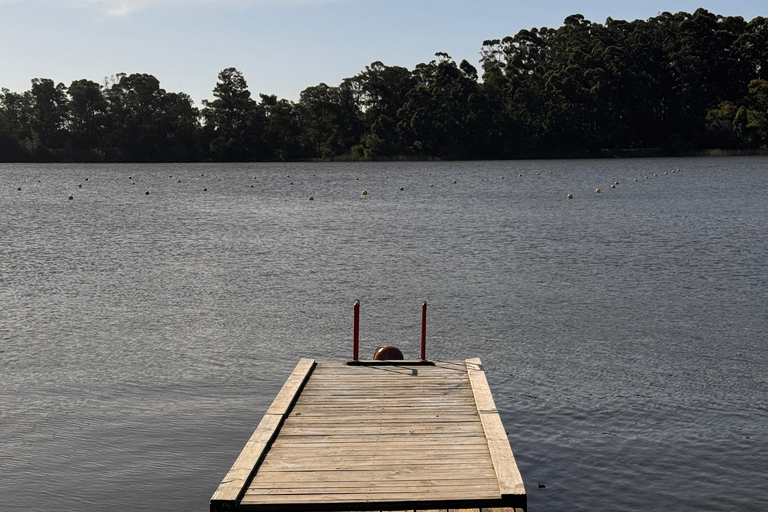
(373, 346, 404, 361)
(567, 193, 573, 199)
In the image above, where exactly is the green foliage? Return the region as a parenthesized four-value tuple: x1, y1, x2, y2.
(2, 9, 768, 162)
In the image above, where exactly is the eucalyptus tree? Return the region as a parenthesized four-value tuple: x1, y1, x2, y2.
(68, 79, 108, 158)
(296, 81, 362, 159)
(202, 67, 269, 160)
(29, 78, 69, 153)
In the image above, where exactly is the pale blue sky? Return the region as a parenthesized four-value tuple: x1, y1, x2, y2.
(1, 1, 764, 105)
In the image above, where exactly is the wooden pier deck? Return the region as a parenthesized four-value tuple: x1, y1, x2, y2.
(211, 358, 526, 512)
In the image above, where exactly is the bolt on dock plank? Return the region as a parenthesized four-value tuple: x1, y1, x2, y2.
(211, 358, 526, 512)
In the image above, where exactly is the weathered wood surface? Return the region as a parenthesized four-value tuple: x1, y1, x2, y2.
(212, 359, 526, 512)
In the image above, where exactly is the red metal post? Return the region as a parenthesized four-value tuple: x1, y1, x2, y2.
(353, 300, 360, 361)
(421, 301, 427, 361)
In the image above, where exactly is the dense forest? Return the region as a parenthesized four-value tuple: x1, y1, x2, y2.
(1, 8, 767, 162)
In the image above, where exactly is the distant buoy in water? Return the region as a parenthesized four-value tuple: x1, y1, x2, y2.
(614, 181, 619, 185)
(68, 195, 73, 200)
(645, 176, 648, 179)
(203, 188, 207, 191)
(611, 184, 616, 188)
(362, 190, 368, 195)
(17, 187, 21, 191)
(537, 172, 540, 175)
(250, 184, 254, 188)
(596, 188, 602, 193)
(178, 180, 181, 183)
(664, 171, 668, 175)
(145, 191, 150, 195)
(567, 193, 573, 199)
(79, 184, 82, 188)
(309, 196, 314, 201)
(453, 180, 457, 184)
(519, 174, 523, 177)
(400, 187, 404, 191)
(654, 173, 658, 177)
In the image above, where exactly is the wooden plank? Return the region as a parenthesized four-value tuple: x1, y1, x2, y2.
(250, 469, 497, 482)
(240, 489, 498, 503)
(247, 478, 500, 490)
(211, 358, 316, 506)
(465, 359, 525, 500)
(211, 413, 282, 503)
(266, 358, 317, 416)
(258, 461, 496, 472)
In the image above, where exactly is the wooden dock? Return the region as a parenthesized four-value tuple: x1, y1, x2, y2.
(211, 358, 526, 512)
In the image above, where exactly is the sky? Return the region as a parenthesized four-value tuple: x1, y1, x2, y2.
(1, 0, 765, 106)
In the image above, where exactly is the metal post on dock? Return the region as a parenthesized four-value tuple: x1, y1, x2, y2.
(353, 300, 360, 361)
(421, 301, 427, 361)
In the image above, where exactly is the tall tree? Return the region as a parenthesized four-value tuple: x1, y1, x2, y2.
(202, 67, 268, 160)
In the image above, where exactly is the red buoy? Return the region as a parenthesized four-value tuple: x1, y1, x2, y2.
(373, 346, 404, 361)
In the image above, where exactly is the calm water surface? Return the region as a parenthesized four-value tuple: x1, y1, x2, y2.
(1, 157, 766, 511)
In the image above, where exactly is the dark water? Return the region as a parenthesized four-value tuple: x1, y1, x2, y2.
(1, 158, 766, 511)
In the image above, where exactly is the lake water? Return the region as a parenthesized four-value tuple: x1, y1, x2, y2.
(1, 157, 766, 512)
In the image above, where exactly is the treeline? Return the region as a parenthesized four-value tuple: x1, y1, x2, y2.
(1, 8, 767, 162)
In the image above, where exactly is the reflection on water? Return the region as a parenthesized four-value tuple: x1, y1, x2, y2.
(1, 158, 767, 511)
